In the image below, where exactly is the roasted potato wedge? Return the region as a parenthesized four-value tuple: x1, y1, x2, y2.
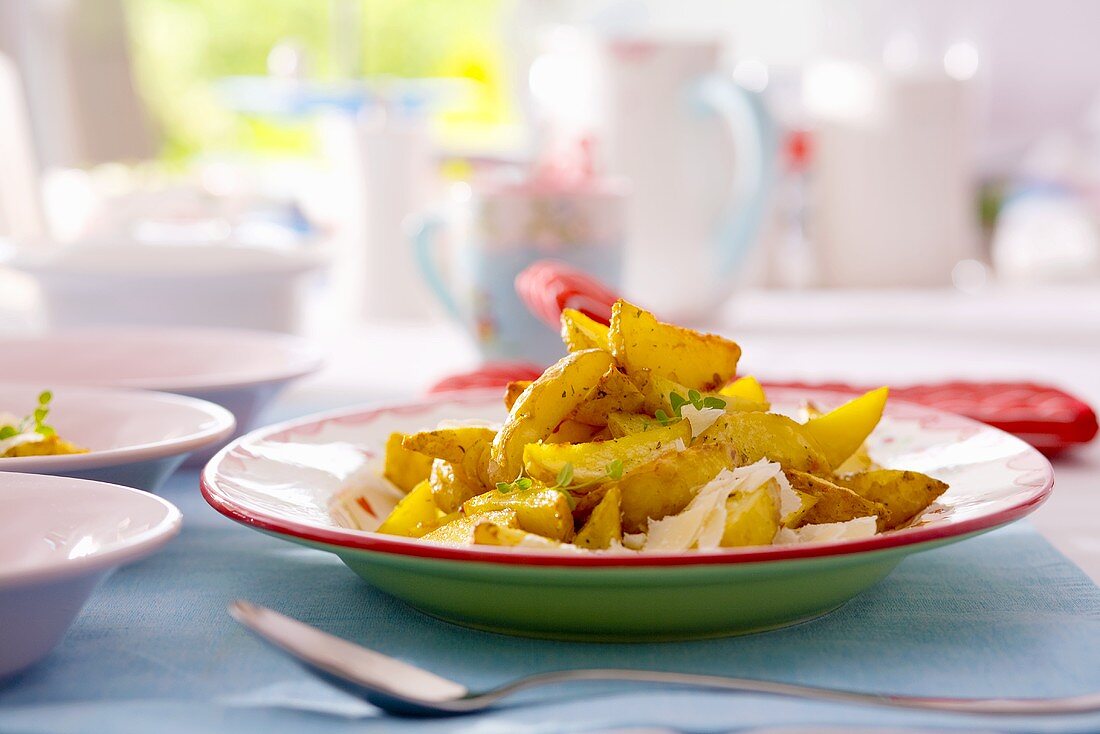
(472, 522, 562, 548)
(376, 479, 441, 537)
(524, 420, 692, 486)
(573, 485, 623, 549)
(785, 470, 886, 530)
(719, 375, 769, 408)
(402, 426, 496, 487)
(570, 366, 646, 426)
(610, 300, 740, 391)
(463, 486, 574, 541)
(802, 387, 888, 470)
(545, 420, 603, 444)
(489, 348, 614, 483)
(561, 308, 612, 352)
(421, 509, 518, 545)
(779, 486, 819, 527)
(698, 412, 830, 474)
(721, 485, 780, 547)
(836, 469, 948, 530)
(606, 411, 662, 438)
(428, 459, 486, 514)
(634, 371, 764, 417)
(383, 432, 434, 492)
(504, 381, 533, 411)
(611, 443, 743, 533)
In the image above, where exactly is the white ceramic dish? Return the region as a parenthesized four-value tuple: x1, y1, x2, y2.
(0, 384, 235, 490)
(0, 472, 181, 677)
(10, 241, 326, 334)
(0, 327, 323, 464)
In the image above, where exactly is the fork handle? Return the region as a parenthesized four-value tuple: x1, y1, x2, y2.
(483, 669, 1100, 716)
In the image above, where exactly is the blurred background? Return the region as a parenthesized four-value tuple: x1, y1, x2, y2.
(2, 0, 1099, 373)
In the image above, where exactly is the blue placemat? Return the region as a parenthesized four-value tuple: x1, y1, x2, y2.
(2, 469, 1098, 734)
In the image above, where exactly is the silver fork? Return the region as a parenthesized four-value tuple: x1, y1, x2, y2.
(229, 600, 1100, 718)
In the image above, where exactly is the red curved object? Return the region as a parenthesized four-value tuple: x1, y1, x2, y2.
(515, 259, 619, 328)
(428, 362, 544, 394)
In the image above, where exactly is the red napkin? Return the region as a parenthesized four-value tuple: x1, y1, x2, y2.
(427, 260, 1097, 455)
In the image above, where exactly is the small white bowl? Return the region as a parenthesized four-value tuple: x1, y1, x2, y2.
(0, 384, 235, 490)
(0, 327, 322, 463)
(0, 472, 181, 677)
(10, 241, 326, 334)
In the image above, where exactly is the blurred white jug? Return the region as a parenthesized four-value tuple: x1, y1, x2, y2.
(592, 37, 778, 319)
(803, 58, 980, 287)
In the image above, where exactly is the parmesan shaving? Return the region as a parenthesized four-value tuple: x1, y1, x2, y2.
(773, 516, 878, 545)
(678, 403, 725, 439)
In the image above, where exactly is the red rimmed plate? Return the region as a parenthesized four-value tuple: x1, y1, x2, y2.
(202, 389, 1053, 640)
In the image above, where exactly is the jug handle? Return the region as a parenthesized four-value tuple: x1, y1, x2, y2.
(408, 212, 461, 319)
(693, 73, 779, 280)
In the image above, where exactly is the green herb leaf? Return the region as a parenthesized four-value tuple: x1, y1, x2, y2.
(555, 462, 574, 488)
(38, 391, 52, 406)
(0, 426, 17, 440)
(701, 396, 727, 410)
(687, 389, 703, 408)
(495, 481, 513, 493)
(37, 425, 55, 437)
(654, 409, 673, 426)
(668, 391, 688, 415)
(606, 458, 624, 480)
(515, 477, 533, 491)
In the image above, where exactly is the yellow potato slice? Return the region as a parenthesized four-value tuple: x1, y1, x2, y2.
(719, 375, 770, 409)
(504, 381, 532, 411)
(574, 485, 623, 550)
(801, 387, 889, 470)
(428, 459, 485, 514)
(489, 348, 614, 483)
(383, 432, 435, 492)
(523, 420, 692, 487)
(609, 299, 740, 391)
(698, 412, 830, 475)
(545, 420, 603, 445)
(634, 371, 763, 417)
(606, 411, 662, 438)
(721, 485, 780, 547)
(463, 486, 575, 541)
(611, 443, 743, 533)
(571, 366, 646, 427)
(472, 522, 562, 548)
(376, 480, 441, 538)
(561, 308, 612, 352)
(835, 469, 948, 530)
(420, 509, 518, 546)
(402, 426, 496, 488)
(785, 470, 886, 530)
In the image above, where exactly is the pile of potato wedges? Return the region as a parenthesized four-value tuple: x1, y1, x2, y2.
(371, 300, 948, 551)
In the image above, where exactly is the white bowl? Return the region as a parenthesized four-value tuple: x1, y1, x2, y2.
(10, 241, 326, 334)
(0, 384, 235, 490)
(0, 327, 323, 464)
(0, 472, 181, 677)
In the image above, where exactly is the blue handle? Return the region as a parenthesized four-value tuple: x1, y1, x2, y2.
(409, 213, 462, 319)
(694, 73, 779, 281)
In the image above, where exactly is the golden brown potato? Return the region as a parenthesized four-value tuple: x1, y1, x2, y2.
(721, 485, 780, 547)
(544, 420, 603, 444)
(402, 426, 496, 487)
(698, 412, 830, 475)
(523, 420, 692, 486)
(609, 300, 740, 391)
(504, 381, 533, 412)
(719, 375, 770, 409)
(611, 443, 743, 533)
(383, 432, 435, 492)
(606, 411, 661, 438)
(785, 470, 886, 530)
(489, 348, 614, 483)
(570, 366, 646, 426)
(4, 434, 87, 457)
(428, 459, 486, 514)
(376, 479, 441, 537)
(463, 486, 575, 541)
(421, 509, 518, 545)
(472, 522, 561, 548)
(801, 387, 888, 470)
(574, 485, 623, 549)
(835, 469, 948, 530)
(633, 371, 763, 417)
(561, 308, 612, 352)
